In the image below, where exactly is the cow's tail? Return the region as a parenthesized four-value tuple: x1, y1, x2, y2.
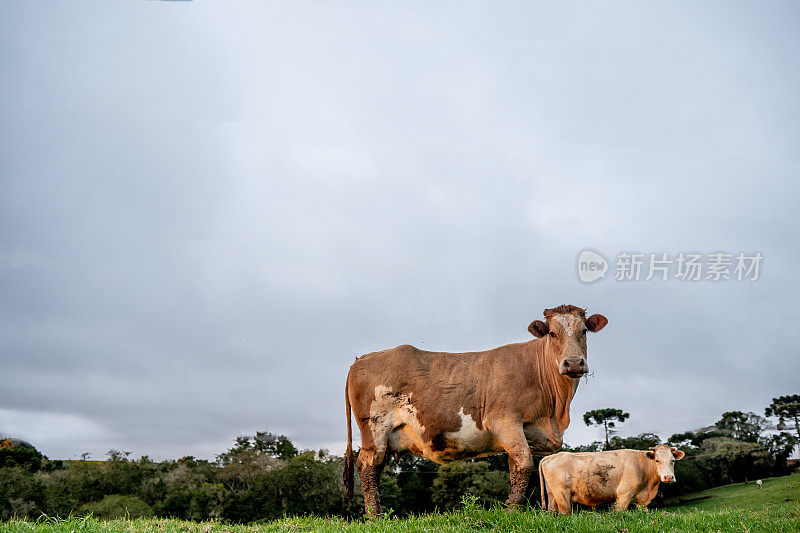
(539, 459, 549, 511)
(343, 373, 354, 503)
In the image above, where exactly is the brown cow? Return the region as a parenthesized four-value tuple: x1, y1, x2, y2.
(343, 304, 608, 515)
(539, 444, 685, 514)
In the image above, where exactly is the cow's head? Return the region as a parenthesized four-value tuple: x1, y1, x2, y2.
(646, 444, 685, 483)
(527, 305, 608, 378)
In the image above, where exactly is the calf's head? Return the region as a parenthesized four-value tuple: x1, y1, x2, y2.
(528, 304, 608, 378)
(646, 444, 685, 483)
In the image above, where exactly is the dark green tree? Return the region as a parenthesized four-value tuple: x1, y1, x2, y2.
(583, 408, 630, 449)
(765, 394, 800, 449)
(561, 441, 603, 452)
(430, 462, 509, 510)
(0, 440, 44, 472)
(253, 431, 298, 460)
(668, 431, 697, 449)
(715, 411, 767, 442)
(389, 452, 436, 515)
(607, 432, 661, 450)
(0, 466, 46, 520)
(759, 432, 798, 472)
(668, 427, 729, 449)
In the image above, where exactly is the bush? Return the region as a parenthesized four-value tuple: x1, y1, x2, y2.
(80, 494, 154, 519)
(0, 446, 44, 472)
(0, 467, 46, 520)
(431, 461, 509, 510)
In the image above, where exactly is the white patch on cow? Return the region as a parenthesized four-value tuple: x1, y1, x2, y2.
(371, 388, 499, 462)
(446, 408, 494, 452)
(553, 315, 578, 337)
(369, 385, 426, 457)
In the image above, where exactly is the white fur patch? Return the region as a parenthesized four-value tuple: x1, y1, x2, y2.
(372, 387, 499, 462)
(370, 385, 425, 456)
(553, 315, 580, 337)
(446, 408, 495, 452)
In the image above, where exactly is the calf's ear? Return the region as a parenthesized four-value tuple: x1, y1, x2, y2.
(645, 450, 656, 459)
(528, 320, 549, 338)
(586, 314, 608, 332)
(671, 448, 685, 460)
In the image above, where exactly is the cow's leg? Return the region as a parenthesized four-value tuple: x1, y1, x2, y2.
(635, 489, 655, 509)
(544, 483, 559, 513)
(614, 491, 634, 511)
(550, 489, 572, 515)
(496, 423, 534, 509)
(355, 415, 392, 517)
(356, 448, 386, 516)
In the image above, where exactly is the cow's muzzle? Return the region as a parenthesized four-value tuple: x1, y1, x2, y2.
(559, 357, 588, 378)
(661, 475, 676, 483)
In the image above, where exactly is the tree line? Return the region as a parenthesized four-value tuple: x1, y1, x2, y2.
(1, 395, 797, 521)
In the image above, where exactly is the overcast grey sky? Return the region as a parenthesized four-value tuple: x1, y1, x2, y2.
(2, 1, 799, 460)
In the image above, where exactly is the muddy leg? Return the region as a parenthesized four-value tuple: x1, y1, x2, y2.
(353, 404, 391, 517)
(497, 424, 534, 509)
(357, 449, 386, 516)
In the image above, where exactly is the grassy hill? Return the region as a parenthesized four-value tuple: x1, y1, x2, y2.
(3, 474, 799, 532)
(665, 472, 800, 511)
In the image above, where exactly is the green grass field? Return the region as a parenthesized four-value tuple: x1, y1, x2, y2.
(3, 474, 799, 532)
(666, 472, 800, 512)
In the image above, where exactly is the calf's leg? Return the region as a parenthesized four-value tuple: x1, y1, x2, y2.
(550, 489, 572, 515)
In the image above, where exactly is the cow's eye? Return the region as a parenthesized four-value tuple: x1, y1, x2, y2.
(548, 331, 556, 338)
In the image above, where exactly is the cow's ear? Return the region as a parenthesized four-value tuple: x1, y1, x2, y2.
(586, 314, 608, 332)
(528, 320, 549, 338)
(671, 448, 685, 460)
(645, 450, 655, 459)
